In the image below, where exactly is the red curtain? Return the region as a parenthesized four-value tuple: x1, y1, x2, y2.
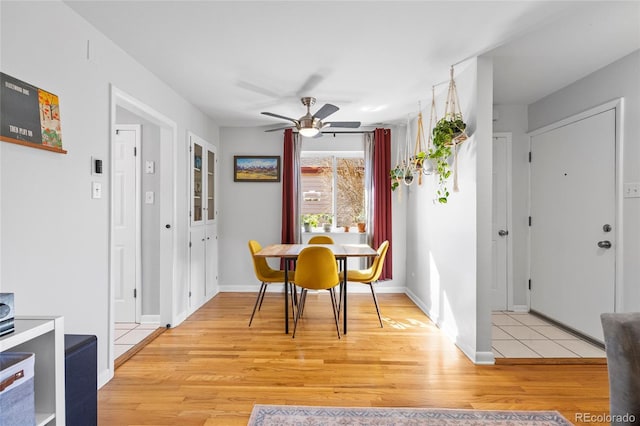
(281, 128, 296, 245)
(373, 128, 392, 279)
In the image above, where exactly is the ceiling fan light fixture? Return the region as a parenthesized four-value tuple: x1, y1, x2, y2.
(299, 126, 319, 137)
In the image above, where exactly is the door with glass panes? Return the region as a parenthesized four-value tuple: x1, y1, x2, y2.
(190, 133, 218, 312)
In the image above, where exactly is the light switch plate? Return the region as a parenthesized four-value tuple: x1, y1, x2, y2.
(624, 182, 640, 198)
(92, 182, 102, 199)
(145, 160, 155, 174)
(145, 191, 154, 204)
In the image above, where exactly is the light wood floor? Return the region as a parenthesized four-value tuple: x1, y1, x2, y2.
(98, 292, 610, 425)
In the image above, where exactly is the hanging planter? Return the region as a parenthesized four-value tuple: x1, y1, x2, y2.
(428, 68, 468, 204)
(410, 106, 429, 184)
(390, 116, 417, 192)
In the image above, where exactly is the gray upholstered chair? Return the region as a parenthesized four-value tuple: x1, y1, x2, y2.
(601, 313, 640, 423)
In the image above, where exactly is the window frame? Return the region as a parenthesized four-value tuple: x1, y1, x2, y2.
(300, 150, 364, 228)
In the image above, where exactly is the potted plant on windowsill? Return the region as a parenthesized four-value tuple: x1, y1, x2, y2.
(321, 214, 333, 232)
(356, 211, 366, 233)
(301, 214, 320, 232)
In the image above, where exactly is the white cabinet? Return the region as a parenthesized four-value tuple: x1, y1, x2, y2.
(189, 133, 218, 312)
(0, 316, 65, 426)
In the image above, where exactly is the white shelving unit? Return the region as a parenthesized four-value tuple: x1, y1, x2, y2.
(0, 316, 65, 426)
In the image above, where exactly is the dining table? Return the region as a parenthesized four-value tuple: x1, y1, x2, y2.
(253, 243, 379, 334)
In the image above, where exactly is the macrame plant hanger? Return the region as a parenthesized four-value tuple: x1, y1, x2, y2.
(444, 66, 468, 192)
(391, 126, 404, 196)
(412, 102, 428, 184)
(424, 86, 437, 176)
(402, 115, 415, 187)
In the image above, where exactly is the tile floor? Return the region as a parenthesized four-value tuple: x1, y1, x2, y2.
(114, 322, 161, 359)
(492, 311, 606, 358)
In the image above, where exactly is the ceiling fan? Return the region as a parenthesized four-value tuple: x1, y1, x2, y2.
(262, 97, 361, 137)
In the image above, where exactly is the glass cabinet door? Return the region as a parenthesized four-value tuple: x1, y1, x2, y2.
(206, 148, 215, 223)
(192, 142, 203, 224)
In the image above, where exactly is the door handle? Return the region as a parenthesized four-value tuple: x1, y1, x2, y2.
(597, 240, 612, 249)
(498, 230, 508, 237)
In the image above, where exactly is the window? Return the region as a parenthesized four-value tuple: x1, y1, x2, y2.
(300, 152, 365, 228)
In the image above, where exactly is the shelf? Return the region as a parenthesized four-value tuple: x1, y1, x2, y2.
(0, 318, 53, 351)
(1, 316, 65, 426)
(36, 412, 55, 426)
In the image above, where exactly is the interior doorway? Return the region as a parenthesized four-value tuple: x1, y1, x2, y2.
(113, 124, 141, 323)
(491, 133, 513, 311)
(109, 86, 177, 373)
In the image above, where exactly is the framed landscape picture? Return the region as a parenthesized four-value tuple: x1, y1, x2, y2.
(234, 155, 281, 182)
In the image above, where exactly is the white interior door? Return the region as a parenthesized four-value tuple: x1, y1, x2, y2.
(530, 109, 616, 342)
(189, 227, 206, 310)
(113, 125, 141, 323)
(205, 224, 218, 298)
(492, 135, 509, 311)
(205, 145, 218, 297)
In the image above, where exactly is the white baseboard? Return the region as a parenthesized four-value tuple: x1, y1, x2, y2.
(474, 351, 496, 365)
(510, 305, 529, 313)
(140, 315, 160, 324)
(405, 288, 495, 365)
(98, 368, 113, 389)
(219, 283, 406, 294)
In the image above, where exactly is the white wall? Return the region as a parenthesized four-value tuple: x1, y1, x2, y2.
(218, 126, 407, 293)
(492, 104, 529, 307)
(528, 50, 640, 313)
(0, 1, 219, 385)
(404, 57, 494, 363)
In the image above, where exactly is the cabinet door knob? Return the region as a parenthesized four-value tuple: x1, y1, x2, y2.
(165, 224, 171, 229)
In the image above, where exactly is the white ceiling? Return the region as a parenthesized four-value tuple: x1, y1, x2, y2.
(64, 1, 640, 128)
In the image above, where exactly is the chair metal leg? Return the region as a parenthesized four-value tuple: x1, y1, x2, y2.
(299, 288, 308, 318)
(369, 283, 383, 328)
(290, 283, 297, 317)
(329, 287, 341, 339)
(249, 282, 267, 326)
(257, 282, 268, 311)
(292, 289, 306, 339)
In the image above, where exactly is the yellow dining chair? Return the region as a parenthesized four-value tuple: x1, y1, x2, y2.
(247, 240, 295, 326)
(307, 235, 334, 244)
(339, 240, 389, 328)
(291, 246, 341, 339)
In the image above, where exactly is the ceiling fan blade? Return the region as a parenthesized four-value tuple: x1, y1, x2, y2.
(261, 112, 299, 124)
(237, 80, 281, 98)
(314, 104, 339, 120)
(265, 125, 295, 132)
(325, 121, 361, 128)
(296, 73, 324, 96)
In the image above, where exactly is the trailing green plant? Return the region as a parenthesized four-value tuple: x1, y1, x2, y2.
(389, 165, 403, 191)
(412, 151, 427, 170)
(428, 115, 466, 204)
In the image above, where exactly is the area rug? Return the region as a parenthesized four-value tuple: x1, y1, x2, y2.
(247, 404, 572, 425)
